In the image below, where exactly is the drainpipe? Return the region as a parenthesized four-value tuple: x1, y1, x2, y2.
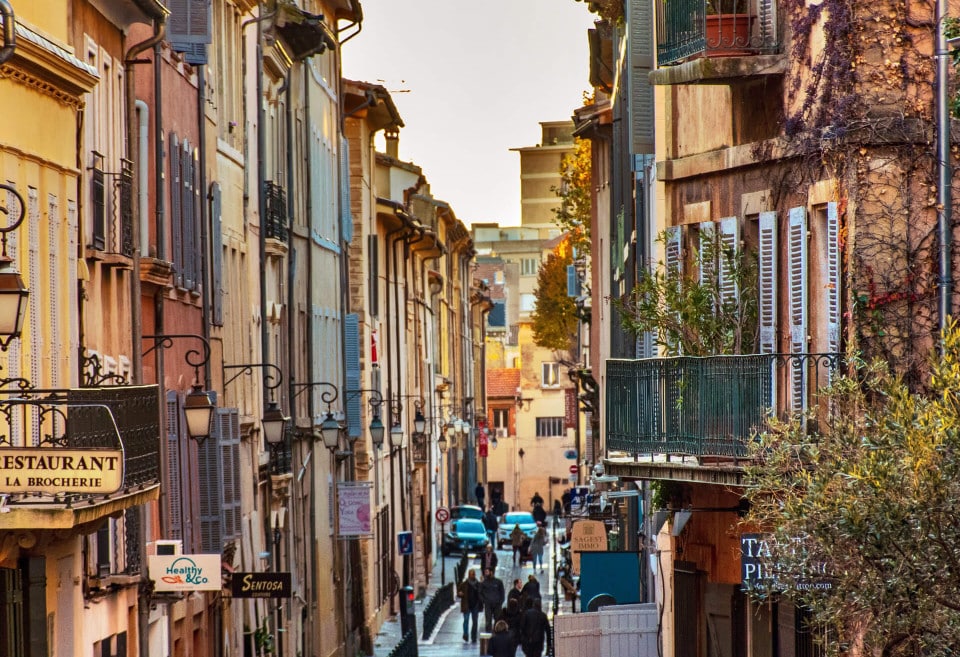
(197, 67, 212, 390)
(937, 0, 953, 342)
(256, 15, 270, 402)
(0, 0, 14, 65)
(135, 101, 150, 257)
(154, 44, 164, 260)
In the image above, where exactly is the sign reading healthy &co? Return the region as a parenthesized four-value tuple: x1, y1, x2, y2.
(148, 554, 221, 592)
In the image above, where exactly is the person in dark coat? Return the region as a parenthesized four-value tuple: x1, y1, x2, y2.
(483, 509, 500, 545)
(498, 596, 522, 649)
(518, 597, 550, 657)
(552, 498, 562, 518)
(480, 543, 499, 573)
(479, 569, 506, 633)
(475, 482, 486, 508)
(507, 578, 523, 606)
(520, 574, 540, 609)
(488, 620, 516, 657)
(562, 489, 572, 516)
(458, 569, 482, 642)
(532, 503, 547, 526)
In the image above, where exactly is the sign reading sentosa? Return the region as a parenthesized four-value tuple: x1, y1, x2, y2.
(148, 554, 222, 592)
(0, 448, 124, 494)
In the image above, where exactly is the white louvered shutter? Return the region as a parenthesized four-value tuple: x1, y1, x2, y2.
(665, 225, 682, 279)
(48, 194, 61, 388)
(166, 391, 183, 541)
(698, 221, 716, 288)
(199, 406, 223, 554)
(758, 212, 778, 355)
(788, 207, 809, 413)
(718, 217, 740, 305)
(220, 408, 242, 540)
(67, 200, 80, 385)
(826, 202, 841, 369)
(27, 188, 41, 426)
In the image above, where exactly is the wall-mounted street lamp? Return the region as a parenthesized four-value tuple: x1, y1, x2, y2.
(369, 414, 385, 449)
(262, 399, 290, 446)
(515, 387, 533, 412)
(0, 184, 28, 351)
(144, 334, 215, 441)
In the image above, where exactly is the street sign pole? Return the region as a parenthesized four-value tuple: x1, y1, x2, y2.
(441, 520, 446, 586)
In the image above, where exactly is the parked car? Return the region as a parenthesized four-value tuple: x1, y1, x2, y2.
(497, 511, 538, 548)
(450, 505, 484, 521)
(442, 519, 490, 556)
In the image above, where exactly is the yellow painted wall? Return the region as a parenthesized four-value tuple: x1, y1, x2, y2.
(12, 0, 69, 43)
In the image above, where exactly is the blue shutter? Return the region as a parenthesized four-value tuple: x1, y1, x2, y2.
(170, 134, 183, 288)
(165, 391, 183, 541)
(567, 265, 581, 297)
(210, 182, 223, 325)
(198, 406, 223, 554)
(345, 313, 361, 439)
(340, 137, 353, 243)
(168, 0, 212, 64)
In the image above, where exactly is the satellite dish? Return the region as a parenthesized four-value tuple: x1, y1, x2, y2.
(587, 593, 617, 611)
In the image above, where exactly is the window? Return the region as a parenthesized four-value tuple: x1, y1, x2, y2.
(494, 271, 504, 285)
(542, 362, 561, 387)
(520, 294, 536, 312)
(521, 258, 539, 276)
(536, 417, 564, 437)
(492, 408, 509, 429)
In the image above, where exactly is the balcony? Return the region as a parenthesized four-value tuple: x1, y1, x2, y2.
(0, 384, 161, 531)
(606, 354, 839, 461)
(655, 0, 779, 67)
(264, 180, 289, 244)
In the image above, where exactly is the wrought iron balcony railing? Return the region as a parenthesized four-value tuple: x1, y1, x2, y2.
(264, 180, 289, 243)
(655, 0, 779, 66)
(606, 353, 839, 459)
(89, 153, 135, 257)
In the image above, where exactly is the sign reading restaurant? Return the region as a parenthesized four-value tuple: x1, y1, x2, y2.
(0, 448, 124, 495)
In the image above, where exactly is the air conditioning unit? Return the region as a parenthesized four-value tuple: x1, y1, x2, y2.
(495, 428, 508, 439)
(148, 539, 183, 556)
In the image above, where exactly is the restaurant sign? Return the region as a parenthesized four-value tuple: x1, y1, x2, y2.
(231, 572, 291, 599)
(148, 554, 222, 592)
(0, 448, 124, 494)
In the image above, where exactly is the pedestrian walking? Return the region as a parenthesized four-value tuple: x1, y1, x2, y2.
(480, 543, 499, 573)
(499, 596, 522, 648)
(518, 597, 550, 657)
(520, 574, 540, 609)
(530, 525, 546, 572)
(532, 503, 547, 526)
(475, 482, 486, 508)
(530, 491, 544, 508)
(507, 578, 523, 606)
(479, 569, 506, 633)
(458, 568, 482, 643)
(510, 524, 525, 566)
(489, 620, 517, 657)
(552, 498, 562, 518)
(484, 508, 500, 546)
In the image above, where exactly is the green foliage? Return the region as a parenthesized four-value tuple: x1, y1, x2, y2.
(946, 18, 960, 119)
(744, 322, 960, 657)
(612, 230, 759, 356)
(531, 250, 578, 353)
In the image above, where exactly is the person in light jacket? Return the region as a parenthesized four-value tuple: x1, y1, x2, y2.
(529, 525, 546, 572)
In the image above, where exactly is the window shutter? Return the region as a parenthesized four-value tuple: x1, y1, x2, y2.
(826, 202, 841, 359)
(566, 264, 581, 297)
(788, 206, 808, 413)
(758, 211, 778, 355)
(167, 0, 212, 64)
(340, 137, 352, 244)
(664, 225, 682, 279)
(718, 217, 740, 305)
(219, 408, 242, 540)
(369, 235, 379, 316)
(169, 133, 183, 289)
(210, 182, 223, 326)
(48, 194, 61, 388)
(345, 313, 361, 439)
(698, 221, 716, 288)
(182, 142, 196, 291)
(628, 0, 654, 154)
(198, 409, 223, 554)
(165, 391, 183, 541)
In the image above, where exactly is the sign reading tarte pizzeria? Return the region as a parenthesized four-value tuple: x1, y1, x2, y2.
(0, 448, 124, 494)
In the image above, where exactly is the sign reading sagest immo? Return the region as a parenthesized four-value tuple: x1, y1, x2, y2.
(0, 448, 124, 494)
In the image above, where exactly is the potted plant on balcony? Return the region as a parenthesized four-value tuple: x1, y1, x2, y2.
(705, 0, 755, 55)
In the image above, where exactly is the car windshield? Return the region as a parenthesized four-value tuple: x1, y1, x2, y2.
(455, 519, 486, 534)
(504, 513, 534, 525)
(452, 506, 484, 520)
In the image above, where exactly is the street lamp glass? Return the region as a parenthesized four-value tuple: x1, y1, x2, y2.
(183, 384, 214, 440)
(0, 261, 28, 348)
(262, 400, 289, 445)
(438, 434, 448, 453)
(319, 411, 341, 450)
(390, 422, 404, 448)
(490, 436, 498, 450)
(369, 415, 385, 448)
(414, 408, 426, 434)
(445, 421, 455, 439)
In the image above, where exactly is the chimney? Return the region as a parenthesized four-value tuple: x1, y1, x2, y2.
(385, 128, 399, 159)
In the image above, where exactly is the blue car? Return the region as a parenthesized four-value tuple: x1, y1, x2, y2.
(442, 519, 490, 556)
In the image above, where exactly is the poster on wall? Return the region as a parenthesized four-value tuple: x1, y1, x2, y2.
(338, 480, 373, 538)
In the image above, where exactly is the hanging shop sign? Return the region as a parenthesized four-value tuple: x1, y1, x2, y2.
(231, 572, 292, 599)
(338, 480, 373, 538)
(740, 533, 832, 592)
(0, 448, 124, 495)
(148, 554, 222, 592)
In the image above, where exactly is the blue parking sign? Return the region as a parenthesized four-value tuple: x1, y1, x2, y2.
(397, 531, 413, 555)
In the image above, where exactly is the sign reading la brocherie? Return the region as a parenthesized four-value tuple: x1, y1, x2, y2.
(0, 448, 124, 494)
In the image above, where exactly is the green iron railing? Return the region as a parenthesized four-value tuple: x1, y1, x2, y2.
(655, 0, 779, 66)
(606, 354, 840, 458)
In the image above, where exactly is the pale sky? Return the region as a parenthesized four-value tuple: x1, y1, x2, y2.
(341, 0, 595, 226)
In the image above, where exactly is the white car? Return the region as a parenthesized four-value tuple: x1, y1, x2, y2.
(497, 511, 538, 548)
